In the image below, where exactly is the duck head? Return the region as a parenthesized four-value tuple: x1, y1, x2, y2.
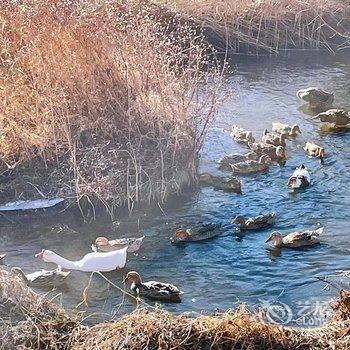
(95, 236, 110, 249)
(291, 125, 301, 135)
(170, 229, 190, 244)
(231, 215, 246, 226)
(287, 176, 301, 189)
(123, 271, 142, 285)
(265, 231, 283, 247)
(297, 88, 312, 102)
(276, 146, 286, 166)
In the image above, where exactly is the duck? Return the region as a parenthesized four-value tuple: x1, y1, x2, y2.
(261, 129, 287, 147)
(303, 142, 325, 164)
(313, 109, 350, 126)
(252, 143, 286, 166)
(265, 227, 324, 248)
(199, 173, 242, 194)
(231, 213, 276, 231)
(170, 223, 221, 244)
(297, 87, 334, 110)
(218, 152, 258, 171)
(123, 271, 183, 303)
(230, 125, 255, 145)
(231, 155, 272, 175)
(11, 267, 70, 288)
(92, 235, 145, 253)
(287, 165, 310, 190)
(272, 123, 301, 138)
(35, 247, 128, 272)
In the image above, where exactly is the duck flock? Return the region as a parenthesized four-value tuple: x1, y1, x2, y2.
(4, 86, 350, 305)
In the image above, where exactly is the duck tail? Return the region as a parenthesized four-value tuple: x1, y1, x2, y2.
(314, 227, 324, 236)
(127, 236, 145, 253)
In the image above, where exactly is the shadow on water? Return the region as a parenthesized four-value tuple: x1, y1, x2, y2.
(2, 52, 350, 325)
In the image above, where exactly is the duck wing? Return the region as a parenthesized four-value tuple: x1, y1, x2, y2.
(189, 223, 221, 241)
(312, 89, 332, 102)
(27, 269, 69, 286)
(247, 213, 275, 227)
(109, 237, 136, 246)
(143, 281, 182, 296)
(283, 229, 322, 246)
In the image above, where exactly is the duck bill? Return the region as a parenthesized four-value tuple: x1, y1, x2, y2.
(35, 251, 44, 259)
(265, 237, 273, 243)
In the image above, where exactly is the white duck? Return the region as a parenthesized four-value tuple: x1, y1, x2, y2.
(287, 165, 311, 190)
(35, 247, 128, 272)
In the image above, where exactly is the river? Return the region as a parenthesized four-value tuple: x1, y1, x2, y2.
(2, 53, 350, 326)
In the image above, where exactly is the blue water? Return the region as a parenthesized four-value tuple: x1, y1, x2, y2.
(2, 54, 350, 326)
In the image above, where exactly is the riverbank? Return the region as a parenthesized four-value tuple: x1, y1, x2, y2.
(0, 0, 222, 217)
(157, 0, 350, 55)
(1, 269, 350, 349)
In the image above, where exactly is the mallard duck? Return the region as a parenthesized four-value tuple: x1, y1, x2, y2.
(261, 129, 287, 147)
(297, 87, 334, 110)
(123, 271, 183, 303)
(230, 125, 255, 145)
(11, 267, 70, 288)
(35, 247, 128, 272)
(231, 213, 275, 231)
(255, 144, 286, 166)
(231, 155, 272, 175)
(303, 142, 325, 164)
(313, 109, 350, 125)
(287, 165, 310, 190)
(272, 123, 301, 138)
(218, 152, 258, 171)
(265, 227, 323, 248)
(92, 236, 145, 253)
(199, 173, 242, 194)
(170, 223, 221, 244)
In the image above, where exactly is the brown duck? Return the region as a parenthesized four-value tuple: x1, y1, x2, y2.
(297, 87, 334, 110)
(199, 173, 242, 193)
(232, 213, 276, 231)
(171, 223, 221, 244)
(123, 271, 183, 303)
(314, 109, 350, 126)
(265, 227, 324, 248)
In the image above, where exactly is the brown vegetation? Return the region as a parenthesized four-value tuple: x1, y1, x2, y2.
(2, 269, 350, 349)
(0, 0, 222, 215)
(157, 0, 350, 55)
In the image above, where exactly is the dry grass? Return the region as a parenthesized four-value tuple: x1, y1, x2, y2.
(69, 306, 350, 349)
(0, 0, 223, 215)
(2, 266, 350, 349)
(0, 269, 77, 349)
(156, 0, 350, 54)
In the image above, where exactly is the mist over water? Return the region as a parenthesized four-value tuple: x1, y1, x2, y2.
(2, 54, 350, 325)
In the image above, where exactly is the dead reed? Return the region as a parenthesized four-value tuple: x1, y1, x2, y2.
(0, 0, 223, 216)
(156, 0, 350, 55)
